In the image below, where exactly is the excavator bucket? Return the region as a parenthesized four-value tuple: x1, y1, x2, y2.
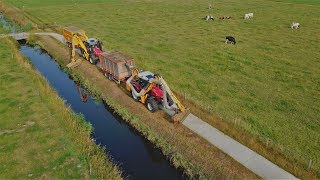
(172, 108, 191, 123)
(66, 59, 81, 68)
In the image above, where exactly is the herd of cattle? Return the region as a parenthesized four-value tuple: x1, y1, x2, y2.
(204, 12, 300, 45)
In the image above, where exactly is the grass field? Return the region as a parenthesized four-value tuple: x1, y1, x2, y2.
(0, 33, 121, 178)
(32, 34, 259, 178)
(3, 0, 320, 174)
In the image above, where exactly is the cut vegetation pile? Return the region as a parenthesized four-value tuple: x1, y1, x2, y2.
(1, 0, 319, 177)
(0, 35, 121, 178)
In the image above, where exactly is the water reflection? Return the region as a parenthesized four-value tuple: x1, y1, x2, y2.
(76, 84, 89, 102)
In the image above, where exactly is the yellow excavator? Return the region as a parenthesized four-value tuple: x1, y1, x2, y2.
(126, 67, 190, 122)
(66, 33, 81, 68)
(63, 26, 103, 68)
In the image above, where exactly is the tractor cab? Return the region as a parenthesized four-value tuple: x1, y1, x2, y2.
(137, 71, 154, 88)
(86, 38, 98, 46)
(136, 71, 163, 102)
(84, 38, 103, 60)
(85, 38, 102, 50)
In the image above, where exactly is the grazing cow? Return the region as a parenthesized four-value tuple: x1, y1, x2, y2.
(225, 36, 236, 44)
(291, 22, 300, 29)
(205, 15, 214, 21)
(244, 13, 253, 19)
(219, 16, 232, 20)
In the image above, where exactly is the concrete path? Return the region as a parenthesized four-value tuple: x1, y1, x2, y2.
(0, 32, 29, 40)
(34, 32, 64, 43)
(0, 32, 64, 42)
(183, 113, 297, 179)
(2, 31, 297, 178)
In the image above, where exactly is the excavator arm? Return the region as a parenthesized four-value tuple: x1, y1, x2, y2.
(73, 33, 90, 60)
(169, 92, 186, 112)
(67, 33, 87, 68)
(158, 77, 186, 112)
(157, 76, 190, 122)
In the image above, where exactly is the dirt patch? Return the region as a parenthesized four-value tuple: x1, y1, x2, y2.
(36, 35, 258, 178)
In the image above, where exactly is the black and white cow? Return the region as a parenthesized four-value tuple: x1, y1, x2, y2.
(225, 36, 236, 44)
(205, 15, 214, 21)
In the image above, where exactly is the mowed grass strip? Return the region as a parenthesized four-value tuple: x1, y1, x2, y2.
(4, 0, 320, 174)
(0, 37, 122, 178)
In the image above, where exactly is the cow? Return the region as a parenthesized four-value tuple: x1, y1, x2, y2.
(225, 36, 236, 44)
(219, 16, 232, 20)
(291, 22, 300, 29)
(244, 13, 253, 19)
(205, 15, 214, 21)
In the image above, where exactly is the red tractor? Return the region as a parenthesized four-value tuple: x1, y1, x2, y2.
(126, 70, 189, 122)
(129, 71, 170, 112)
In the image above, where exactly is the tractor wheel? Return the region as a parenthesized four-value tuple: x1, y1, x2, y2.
(89, 56, 95, 64)
(131, 91, 139, 101)
(104, 73, 112, 80)
(108, 74, 112, 80)
(146, 98, 158, 112)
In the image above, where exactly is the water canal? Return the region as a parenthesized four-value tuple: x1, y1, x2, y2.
(19, 45, 183, 179)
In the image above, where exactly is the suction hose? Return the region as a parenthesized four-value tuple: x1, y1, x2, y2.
(158, 76, 178, 113)
(162, 85, 178, 113)
(126, 75, 146, 97)
(126, 75, 160, 97)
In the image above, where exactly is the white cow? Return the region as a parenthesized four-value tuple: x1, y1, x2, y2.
(244, 13, 253, 19)
(291, 22, 300, 29)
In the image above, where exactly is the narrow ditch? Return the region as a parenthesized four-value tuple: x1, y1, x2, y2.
(1, 14, 184, 179)
(18, 44, 184, 179)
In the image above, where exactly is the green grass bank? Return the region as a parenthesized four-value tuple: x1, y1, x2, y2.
(0, 34, 122, 178)
(2, 0, 319, 177)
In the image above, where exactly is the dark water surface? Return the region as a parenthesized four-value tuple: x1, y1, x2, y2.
(19, 45, 183, 180)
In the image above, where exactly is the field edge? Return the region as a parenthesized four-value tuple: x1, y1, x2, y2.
(0, 37, 122, 179)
